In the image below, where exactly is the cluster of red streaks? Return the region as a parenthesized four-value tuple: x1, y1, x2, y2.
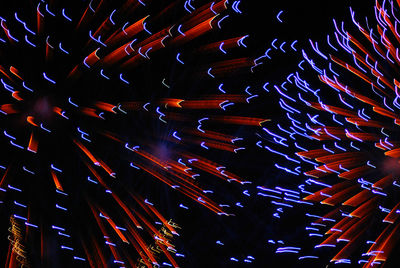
(70, 0, 238, 74)
(316, 206, 400, 266)
(299, 21, 400, 258)
(80, 155, 180, 266)
(0, 0, 263, 265)
(299, 135, 400, 264)
(89, 200, 172, 267)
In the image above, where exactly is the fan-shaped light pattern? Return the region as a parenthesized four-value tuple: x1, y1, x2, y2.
(0, 0, 266, 266)
(263, 0, 400, 266)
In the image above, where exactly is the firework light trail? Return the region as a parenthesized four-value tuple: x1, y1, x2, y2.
(261, 0, 400, 266)
(0, 0, 271, 266)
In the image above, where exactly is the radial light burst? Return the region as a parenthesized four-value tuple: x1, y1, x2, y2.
(263, 0, 400, 266)
(0, 0, 267, 266)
